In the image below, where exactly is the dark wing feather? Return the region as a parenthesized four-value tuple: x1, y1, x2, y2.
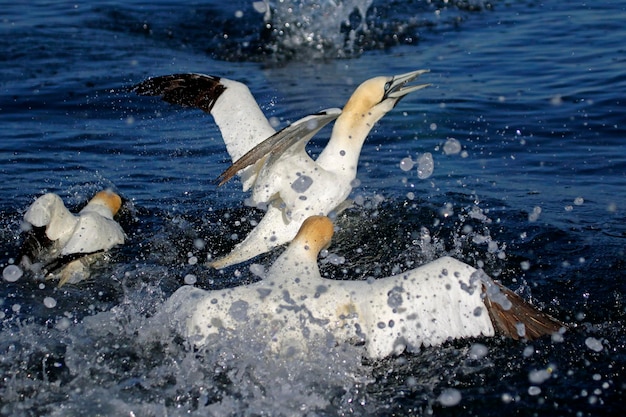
(484, 281, 566, 340)
(131, 73, 226, 114)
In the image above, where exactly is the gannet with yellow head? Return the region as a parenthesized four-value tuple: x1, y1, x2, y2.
(163, 216, 565, 359)
(132, 70, 430, 269)
(20, 189, 125, 286)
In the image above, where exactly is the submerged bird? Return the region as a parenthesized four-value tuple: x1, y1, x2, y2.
(162, 216, 565, 359)
(19, 190, 125, 286)
(132, 70, 430, 268)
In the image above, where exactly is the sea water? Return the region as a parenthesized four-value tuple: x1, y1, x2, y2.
(1, 1, 624, 415)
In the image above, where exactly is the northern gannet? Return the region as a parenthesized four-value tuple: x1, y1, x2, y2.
(132, 70, 430, 268)
(163, 216, 565, 359)
(19, 190, 125, 286)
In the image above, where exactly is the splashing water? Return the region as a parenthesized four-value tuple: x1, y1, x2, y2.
(262, 0, 373, 59)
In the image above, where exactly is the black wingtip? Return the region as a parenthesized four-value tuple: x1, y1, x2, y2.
(130, 73, 227, 114)
(484, 281, 567, 341)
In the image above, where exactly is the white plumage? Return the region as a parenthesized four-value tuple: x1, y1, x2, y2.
(132, 70, 430, 268)
(162, 216, 564, 359)
(20, 190, 125, 285)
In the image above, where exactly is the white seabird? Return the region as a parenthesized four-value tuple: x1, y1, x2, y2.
(20, 189, 125, 286)
(162, 216, 565, 359)
(132, 70, 430, 268)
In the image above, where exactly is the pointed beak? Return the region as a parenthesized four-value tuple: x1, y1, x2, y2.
(384, 69, 430, 100)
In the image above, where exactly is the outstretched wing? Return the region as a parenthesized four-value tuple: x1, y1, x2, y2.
(132, 73, 276, 191)
(217, 108, 342, 186)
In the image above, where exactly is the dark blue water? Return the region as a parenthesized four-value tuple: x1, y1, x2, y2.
(1, 1, 624, 415)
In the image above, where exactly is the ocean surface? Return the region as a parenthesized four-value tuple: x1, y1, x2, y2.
(1, 0, 625, 415)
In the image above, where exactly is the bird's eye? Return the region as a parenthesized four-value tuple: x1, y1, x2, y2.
(384, 81, 392, 91)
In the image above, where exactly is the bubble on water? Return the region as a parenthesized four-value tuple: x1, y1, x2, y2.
(234, 10, 244, 18)
(528, 386, 542, 396)
(437, 388, 462, 407)
(188, 256, 198, 266)
(585, 337, 603, 352)
(429, 123, 437, 131)
(443, 138, 461, 155)
(416, 153, 434, 179)
(194, 238, 206, 250)
(3, 264, 23, 282)
(574, 196, 584, 205)
(468, 343, 488, 360)
(184, 274, 197, 285)
(399, 157, 414, 172)
(520, 261, 530, 271)
(43, 297, 57, 308)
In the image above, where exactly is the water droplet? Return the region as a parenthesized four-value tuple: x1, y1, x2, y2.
(291, 175, 313, 193)
(585, 337, 603, 352)
(443, 138, 461, 155)
(416, 153, 434, 179)
(3, 265, 23, 282)
(437, 388, 462, 407)
(43, 297, 57, 308)
(528, 368, 551, 384)
(528, 206, 542, 222)
(250, 263, 266, 278)
(399, 157, 414, 172)
(55, 317, 71, 331)
(252, 1, 267, 14)
(269, 116, 280, 128)
(468, 343, 488, 360)
(523, 345, 535, 357)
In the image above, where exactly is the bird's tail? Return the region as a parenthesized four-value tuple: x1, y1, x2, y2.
(483, 279, 566, 340)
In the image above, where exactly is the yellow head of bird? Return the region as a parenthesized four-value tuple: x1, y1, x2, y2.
(90, 190, 123, 216)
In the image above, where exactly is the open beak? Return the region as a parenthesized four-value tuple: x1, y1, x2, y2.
(384, 69, 431, 99)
